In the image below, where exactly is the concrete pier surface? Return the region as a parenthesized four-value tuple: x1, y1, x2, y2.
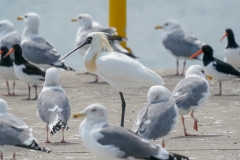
(1, 69, 240, 160)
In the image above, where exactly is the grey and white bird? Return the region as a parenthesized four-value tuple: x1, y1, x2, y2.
(60, 32, 164, 127)
(172, 65, 211, 136)
(132, 86, 178, 147)
(155, 19, 204, 75)
(17, 12, 74, 71)
(0, 99, 51, 160)
(0, 20, 21, 59)
(38, 67, 71, 143)
(73, 104, 189, 160)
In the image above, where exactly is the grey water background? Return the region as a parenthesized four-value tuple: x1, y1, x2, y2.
(1, 0, 240, 71)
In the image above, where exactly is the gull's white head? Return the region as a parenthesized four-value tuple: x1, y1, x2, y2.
(44, 67, 61, 87)
(87, 32, 113, 52)
(0, 99, 8, 114)
(73, 104, 108, 122)
(186, 65, 212, 80)
(0, 20, 15, 35)
(18, 12, 40, 32)
(157, 19, 180, 32)
(148, 86, 172, 103)
(76, 14, 93, 28)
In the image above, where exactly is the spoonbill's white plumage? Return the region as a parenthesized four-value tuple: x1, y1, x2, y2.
(0, 99, 51, 160)
(155, 19, 204, 75)
(0, 46, 18, 95)
(172, 65, 211, 136)
(132, 86, 178, 147)
(38, 67, 71, 143)
(73, 104, 189, 160)
(17, 12, 74, 71)
(60, 32, 164, 126)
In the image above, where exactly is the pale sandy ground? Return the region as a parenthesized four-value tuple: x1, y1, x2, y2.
(1, 69, 240, 160)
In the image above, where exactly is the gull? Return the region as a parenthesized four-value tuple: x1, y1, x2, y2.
(4, 44, 45, 100)
(73, 103, 189, 160)
(155, 19, 204, 75)
(0, 20, 21, 59)
(60, 32, 164, 127)
(132, 86, 178, 147)
(190, 45, 240, 95)
(0, 99, 51, 160)
(0, 46, 18, 95)
(220, 28, 240, 69)
(17, 12, 74, 71)
(172, 65, 211, 136)
(71, 13, 137, 82)
(38, 67, 71, 143)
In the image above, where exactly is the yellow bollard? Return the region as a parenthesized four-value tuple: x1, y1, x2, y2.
(109, 0, 132, 53)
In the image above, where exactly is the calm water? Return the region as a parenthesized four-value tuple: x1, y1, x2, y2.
(1, 0, 240, 70)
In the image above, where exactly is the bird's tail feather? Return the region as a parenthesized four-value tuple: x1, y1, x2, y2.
(15, 140, 51, 153)
(50, 118, 69, 135)
(148, 152, 189, 160)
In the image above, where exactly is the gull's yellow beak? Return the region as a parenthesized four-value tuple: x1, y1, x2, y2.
(155, 25, 163, 29)
(206, 75, 213, 80)
(17, 16, 23, 20)
(71, 18, 77, 22)
(73, 112, 85, 118)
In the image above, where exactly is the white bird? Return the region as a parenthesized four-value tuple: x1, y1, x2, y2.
(71, 13, 137, 83)
(0, 20, 21, 59)
(0, 99, 51, 160)
(220, 28, 240, 69)
(155, 19, 204, 75)
(5, 44, 45, 100)
(17, 12, 74, 71)
(0, 46, 18, 95)
(38, 67, 71, 143)
(60, 32, 164, 127)
(73, 103, 189, 160)
(132, 86, 178, 147)
(172, 65, 211, 136)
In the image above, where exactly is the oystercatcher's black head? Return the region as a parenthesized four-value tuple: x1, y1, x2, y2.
(226, 28, 234, 37)
(202, 45, 213, 55)
(0, 46, 9, 58)
(4, 44, 27, 65)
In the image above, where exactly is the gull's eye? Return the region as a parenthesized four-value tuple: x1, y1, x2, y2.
(79, 16, 82, 19)
(92, 108, 96, 112)
(201, 70, 204, 73)
(24, 15, 28, 18)
(165, 23, 168, 26)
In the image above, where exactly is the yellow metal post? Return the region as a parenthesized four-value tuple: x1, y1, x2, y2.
(109, 0, 127, 48)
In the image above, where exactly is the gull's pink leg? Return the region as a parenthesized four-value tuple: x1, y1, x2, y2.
(191, 111, 198, 131)
(181, 115, 197, 136)
(45, 125, 51, 143)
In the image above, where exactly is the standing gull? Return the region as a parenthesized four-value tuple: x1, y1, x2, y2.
(73, 104, 189, 160)
(71, 13, 136, 82)
(190, 45, 240, 95)
(0, 46, 17, 95)
(5, 44, 45, 100)
(38, 67, 70, 143)
(220, 28, 240, 69)
(0, 99, 51, 160)
(60, 32, 164, 127)
(0, 20, 21, 60)
(17, 12, 74, 71)
(172, 65, 211, 136)
(155, 19, 204, 75)
(132, 86, 178, 147)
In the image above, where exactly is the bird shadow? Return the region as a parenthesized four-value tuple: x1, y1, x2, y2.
(161, 74, 184, 78)
(211, 94, 240, 97)
(44, 142, 78, 146)
(170, 134, 224, 139)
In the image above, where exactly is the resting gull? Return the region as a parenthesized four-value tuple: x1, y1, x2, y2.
(172, 65, 211, 136)
(73, 103, 189, 160)
(38, 67, 71, 143)
(132, 85, 178, 147)
(17, 12, 74, 71)
(0, 99, 51, 160)
(0, 20, 21, 60)
(155, 19, 204, 75)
